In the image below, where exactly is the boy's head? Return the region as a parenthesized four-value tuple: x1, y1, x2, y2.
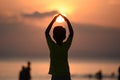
(53, 26, 66, 43)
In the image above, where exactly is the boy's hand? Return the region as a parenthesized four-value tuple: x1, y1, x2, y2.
(45, 14, 60, 35)
(53, 14, 60, 22)
(60, 14, 73, 37)
(60, 14, 68, 22)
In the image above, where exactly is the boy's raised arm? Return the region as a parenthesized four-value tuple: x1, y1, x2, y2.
(61, 14, 74, 37)
(45, 14, 60, 36)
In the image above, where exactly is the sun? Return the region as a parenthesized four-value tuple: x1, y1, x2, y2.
(56, 15, 65, 23)
(48, 2, 74, 23)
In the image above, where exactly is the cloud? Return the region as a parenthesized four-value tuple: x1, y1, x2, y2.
(71, 23, 120, 60)
(0, 22, 47, 58)
(0, 14, 48, 58)
(22, 10, 58, 19)
(0, 13, 120, 60)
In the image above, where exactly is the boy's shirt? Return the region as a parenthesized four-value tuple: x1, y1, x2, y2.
(46, 35, 73, 76)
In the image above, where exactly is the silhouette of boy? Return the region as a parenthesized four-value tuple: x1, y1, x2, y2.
(45, 14, 74, 80)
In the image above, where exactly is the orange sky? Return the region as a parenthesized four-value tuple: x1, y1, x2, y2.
(0, 0, 120, 60)
(0, 0, 120, 28)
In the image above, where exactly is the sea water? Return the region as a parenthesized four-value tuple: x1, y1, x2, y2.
(0, 59, 119, 80)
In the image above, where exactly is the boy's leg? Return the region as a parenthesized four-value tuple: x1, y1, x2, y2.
(51, 76, 61, 80)
(51, 75, 71, 80)
(64, 75, 71, 80)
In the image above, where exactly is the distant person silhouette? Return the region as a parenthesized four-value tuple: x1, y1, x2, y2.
(19, 66, 26, 80)
(95, 70, 103, 80)
(26, 61, 31, 80)
(111, 72, 115, 78)
(45, 14, 74, 80)
(19, 61, 31, 80)
(118, 66, 120, 80)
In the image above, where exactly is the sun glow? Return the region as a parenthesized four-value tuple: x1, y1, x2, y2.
(56, 15, 65, 23)
(49, 2, 74, 16)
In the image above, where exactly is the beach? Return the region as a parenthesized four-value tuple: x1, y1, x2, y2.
(0, 59, 119, 80)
